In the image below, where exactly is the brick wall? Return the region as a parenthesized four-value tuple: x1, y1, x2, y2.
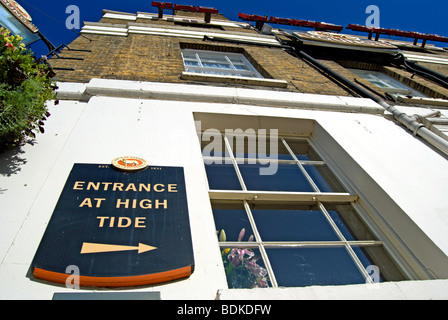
(51, 12, 448, 100)
(51, 14, 351, 96)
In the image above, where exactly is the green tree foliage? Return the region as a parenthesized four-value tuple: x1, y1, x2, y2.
(0, 27, 58, 151)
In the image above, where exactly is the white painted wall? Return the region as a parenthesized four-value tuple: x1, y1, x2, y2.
(1, 80, 447, 299)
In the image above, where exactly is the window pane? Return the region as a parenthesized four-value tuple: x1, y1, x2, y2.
(202, 62, 233, 69)
(212, 203, 256, 242)
(303, 164, 346, 192)
(182, 50, 197, 59)
(233, 64, 250, 71)
(205, 163, 242, 190)
(225, 135, 293, 160)
(326, 204, 377, 241)
(184, 60, 199, 66)
(199, 54, 227, 60)
(221, 247, 271, 288)
(228, 55, 244, 63)
(201, 132, 228, 158)
(352, 246, 407, 282)
(266, 247, 365, 287)
(238, 162, 314, 192)
(252, 207, 340, 241)
(282, 139, 322, 161)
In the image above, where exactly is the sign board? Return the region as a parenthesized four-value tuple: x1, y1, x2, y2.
(31, 162, 194, 287)
(0, 0, 39, 45)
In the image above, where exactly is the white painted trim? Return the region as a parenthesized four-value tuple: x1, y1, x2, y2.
(81, 23, 128, 36)
(103, 12, 137, 21)
(217, 279, 448, 300)
(81, 29, 128, 37)
(181, 71, 287, 88)
(403, 53, 448, 65)
(80, 21, 281, 46)
(56, 78, 384, 115)
(127, 24, 280, 45)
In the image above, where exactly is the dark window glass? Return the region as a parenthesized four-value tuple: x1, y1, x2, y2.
(205, 163, 241, 190)
(252, 208, 340, 241)
(238, 162, 314, 192)
(266, 247, 365, 287)
(213, 204, 256, 242)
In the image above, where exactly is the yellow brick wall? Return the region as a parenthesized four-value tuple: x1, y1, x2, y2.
(51, 22, 351, 96)
(52, 13, 448, 100)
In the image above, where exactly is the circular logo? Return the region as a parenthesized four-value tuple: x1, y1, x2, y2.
(111, 157, 148, 172)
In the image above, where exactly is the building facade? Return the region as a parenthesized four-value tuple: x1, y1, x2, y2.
(1, 4, 448, 300)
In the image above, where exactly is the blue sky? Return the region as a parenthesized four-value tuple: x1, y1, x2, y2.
(14, 0, 448, 57)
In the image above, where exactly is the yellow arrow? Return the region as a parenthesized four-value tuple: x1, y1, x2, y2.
(81, 242, 157, 254)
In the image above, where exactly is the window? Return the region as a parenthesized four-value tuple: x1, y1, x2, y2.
(350, 69, 426, 98)
(182, 49, 263, 79)
(200, 128, 407, 288)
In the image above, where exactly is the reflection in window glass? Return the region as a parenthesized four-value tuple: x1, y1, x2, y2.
(252, 208, 340, 241)
(238, 162, 314, 192)
(303, 164, 346, 192)
(213, 204, 256, 242)
(205, 163, 241, 190)
(282, 138, 322, 161)
(326, 205, 377, 241)
(266, 247, 365, 287)
(352, 246, 406, 281)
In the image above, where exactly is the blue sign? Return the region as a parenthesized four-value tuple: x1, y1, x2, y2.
(31, 163, 194, 287)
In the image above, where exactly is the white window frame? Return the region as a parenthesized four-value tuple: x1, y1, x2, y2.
(201, 129, 409, 288)
(181, 49, 263, 79)
(350, 69, 426, 98)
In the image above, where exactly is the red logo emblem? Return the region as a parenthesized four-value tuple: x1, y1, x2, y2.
(111, 157, 148, 171)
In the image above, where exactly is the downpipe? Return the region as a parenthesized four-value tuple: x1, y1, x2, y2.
(393, 53, 448, 89)
(294, 49, 448, 157)
(206, 33, 448, 157)
(377, 100, 448, 155)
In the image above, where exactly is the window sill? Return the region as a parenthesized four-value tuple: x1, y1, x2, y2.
(181, 72, 288, 88)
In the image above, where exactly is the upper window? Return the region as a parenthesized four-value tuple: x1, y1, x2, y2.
(350, 69, 426, 98)
(181, 49, 263, 79)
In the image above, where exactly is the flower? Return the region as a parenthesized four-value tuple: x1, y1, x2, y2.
(227, 248, 254, 267)
(219, 229, 226, 242)
(238, 228, 245, 242)
(0, 27, 57, 151)
(244, 258, 267, 278)
(224, 247, 269, 288)
(219, 228, 269, 288)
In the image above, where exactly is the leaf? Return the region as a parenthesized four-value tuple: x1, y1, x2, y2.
(0, 27, 57, 151)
